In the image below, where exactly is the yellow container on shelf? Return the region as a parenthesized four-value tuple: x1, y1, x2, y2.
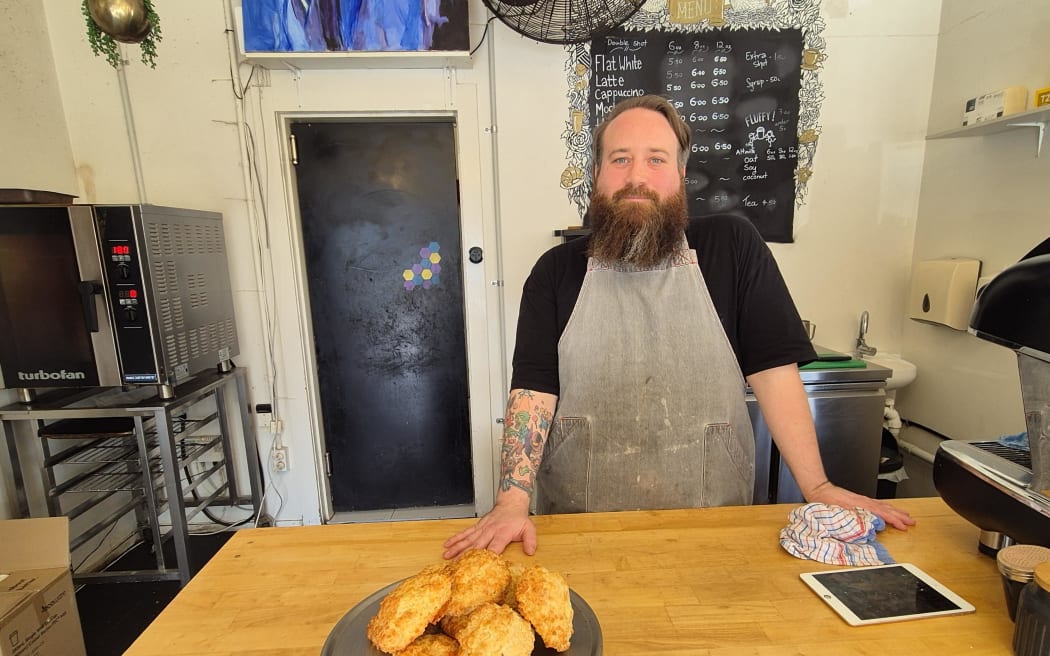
(1035, 85, 1050, 108)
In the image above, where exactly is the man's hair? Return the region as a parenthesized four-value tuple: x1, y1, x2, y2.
(591, 95, 691, 171)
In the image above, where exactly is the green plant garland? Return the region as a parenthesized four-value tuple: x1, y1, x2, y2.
(82, 0, 163, 69)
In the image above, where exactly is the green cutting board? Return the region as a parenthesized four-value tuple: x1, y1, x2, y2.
(801, 358, 868, 370)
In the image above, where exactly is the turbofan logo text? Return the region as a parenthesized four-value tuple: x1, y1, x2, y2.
(17, 370, 87, 381)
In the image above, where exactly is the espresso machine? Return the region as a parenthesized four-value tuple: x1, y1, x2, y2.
(934, 238, 1050, 552)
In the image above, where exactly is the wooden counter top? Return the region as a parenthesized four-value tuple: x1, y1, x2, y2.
(124, 498, 1015, 655)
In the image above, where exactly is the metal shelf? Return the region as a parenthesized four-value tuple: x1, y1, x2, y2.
(47, 428, 218, 496)
(1, 367, 263, 586)
(54, 435, 139, 465)
(927, 105, 1050, 157)
(61, 462, 162, 494)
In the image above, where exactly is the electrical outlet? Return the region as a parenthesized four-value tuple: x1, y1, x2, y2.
(272, 446, 289, 472)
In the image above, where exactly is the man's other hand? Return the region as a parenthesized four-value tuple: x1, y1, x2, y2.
(808, 482, 917, 531)
(442, 490, 536, 559)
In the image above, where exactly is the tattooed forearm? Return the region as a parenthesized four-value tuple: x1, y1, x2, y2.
(498, 389, 556, 496)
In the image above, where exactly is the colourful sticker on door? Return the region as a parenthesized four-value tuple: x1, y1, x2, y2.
(403, 242, 442, 290)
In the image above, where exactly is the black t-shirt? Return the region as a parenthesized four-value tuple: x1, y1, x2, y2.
(510, 214, 817, 395)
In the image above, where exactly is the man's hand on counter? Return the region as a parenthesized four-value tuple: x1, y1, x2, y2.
(807, 481, 917, 530)
(443, 489, 537, 560)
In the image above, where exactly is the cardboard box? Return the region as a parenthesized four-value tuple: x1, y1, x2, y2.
(0, 518, 86, 656)
(962, 86, 1028, 125)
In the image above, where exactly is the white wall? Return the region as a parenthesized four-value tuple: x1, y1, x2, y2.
(0, 0, 79, 520)
(772, 0, 940, 354)
(894, 1, 1050, 440)
(0, 0, 77, 196)
(5, 0, 957, 525)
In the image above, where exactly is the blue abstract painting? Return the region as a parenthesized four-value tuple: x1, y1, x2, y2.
(243, 0, 469, 52)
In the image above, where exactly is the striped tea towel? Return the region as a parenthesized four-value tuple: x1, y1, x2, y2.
(779, 503, 894, 566)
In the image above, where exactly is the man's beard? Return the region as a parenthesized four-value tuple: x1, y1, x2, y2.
(587, 183, 688, 268)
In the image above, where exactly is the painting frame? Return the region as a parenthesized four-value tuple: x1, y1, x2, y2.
(240, 0, 470, 55)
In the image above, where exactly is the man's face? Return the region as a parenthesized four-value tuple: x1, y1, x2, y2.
(593, 108, 686, 203)
(588, 107, 689, 267)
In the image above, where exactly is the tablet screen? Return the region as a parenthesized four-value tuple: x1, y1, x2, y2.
(800, 563, 975, 625)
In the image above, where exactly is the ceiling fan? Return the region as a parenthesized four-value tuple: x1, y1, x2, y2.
(482, 0, 647, 45)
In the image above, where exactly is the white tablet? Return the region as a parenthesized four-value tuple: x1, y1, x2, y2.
(799, 563, 976, 626)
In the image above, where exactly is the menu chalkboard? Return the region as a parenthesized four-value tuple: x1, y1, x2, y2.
(589, 28, 803, 243)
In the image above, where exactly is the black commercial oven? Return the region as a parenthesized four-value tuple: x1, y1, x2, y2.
(0, 204, 238, 399)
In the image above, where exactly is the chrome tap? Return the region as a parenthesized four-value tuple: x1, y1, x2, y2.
(854, 310, 877, 358)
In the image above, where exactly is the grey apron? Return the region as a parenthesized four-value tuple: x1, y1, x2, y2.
(535, 239, 755, 514)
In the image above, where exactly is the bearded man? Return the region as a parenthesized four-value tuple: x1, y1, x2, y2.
(444, 95, 914, 559)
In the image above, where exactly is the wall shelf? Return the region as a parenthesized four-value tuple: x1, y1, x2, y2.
(927, 105, 1050, 157)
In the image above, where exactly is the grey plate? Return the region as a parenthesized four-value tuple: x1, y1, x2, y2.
(321, 580, 602, 655)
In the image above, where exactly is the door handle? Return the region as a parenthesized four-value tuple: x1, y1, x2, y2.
(78, 281, 104, 332)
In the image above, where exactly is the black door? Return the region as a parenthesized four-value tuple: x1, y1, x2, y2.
(291, 120, 473, 512)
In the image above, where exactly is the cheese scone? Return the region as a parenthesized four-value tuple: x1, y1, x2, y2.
(454, 603, 533, 656)
(515, 565, 573, 652)
(367, 566, 452, 654)
(444, 548, 511, 617)
(395, 632, 460, 656)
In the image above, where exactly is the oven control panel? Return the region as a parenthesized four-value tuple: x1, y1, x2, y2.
(108, 244, 142, 321)
(97, 206, 158, 383)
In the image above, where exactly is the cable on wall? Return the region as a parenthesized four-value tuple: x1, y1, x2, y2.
(221, 0, 287, 524)
(470, 15, 498, 56)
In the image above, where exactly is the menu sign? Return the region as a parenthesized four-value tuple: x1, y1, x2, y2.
(589, 28, 803, 242)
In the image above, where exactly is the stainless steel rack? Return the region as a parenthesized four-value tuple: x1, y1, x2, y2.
(1, 367, 263, 586)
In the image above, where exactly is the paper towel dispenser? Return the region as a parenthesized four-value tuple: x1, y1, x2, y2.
(909, 257, 981, 330)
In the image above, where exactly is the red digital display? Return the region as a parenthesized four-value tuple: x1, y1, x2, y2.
(111, 245, 131, 255)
